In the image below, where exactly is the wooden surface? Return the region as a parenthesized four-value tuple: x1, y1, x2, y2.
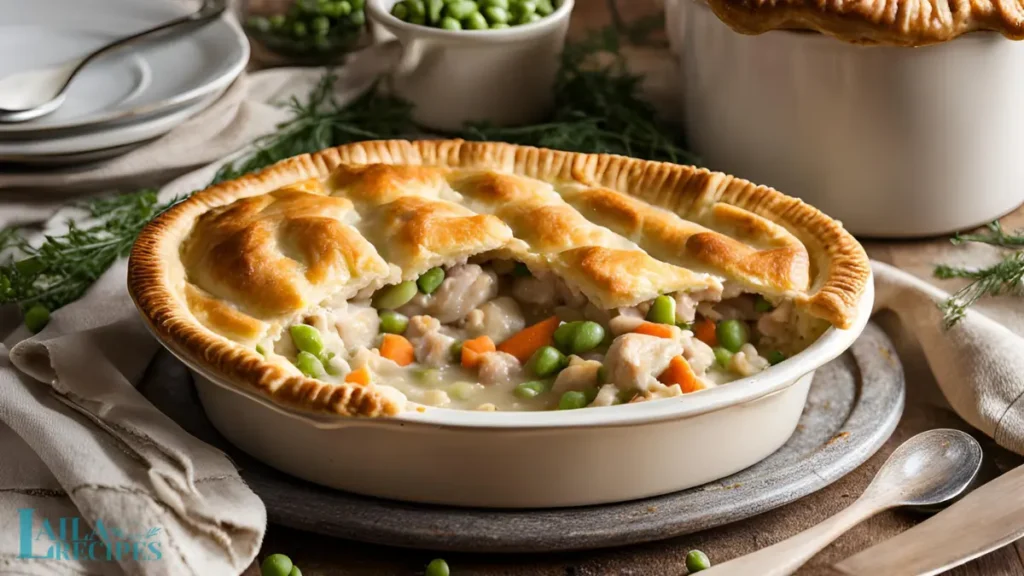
(244, 1, 1024, 574)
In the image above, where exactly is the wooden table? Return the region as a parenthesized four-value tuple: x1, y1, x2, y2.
(246, 1, 1024, 574)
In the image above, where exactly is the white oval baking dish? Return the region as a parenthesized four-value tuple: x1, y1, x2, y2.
(147, 279, 873, 509)
(665, 0, 1024, 238)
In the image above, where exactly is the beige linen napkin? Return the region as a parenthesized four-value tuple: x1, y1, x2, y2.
(0, 61, 384, 575)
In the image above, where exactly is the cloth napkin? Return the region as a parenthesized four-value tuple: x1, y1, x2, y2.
(0, 59, 389, 575)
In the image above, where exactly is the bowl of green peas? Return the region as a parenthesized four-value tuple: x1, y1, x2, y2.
(243, 0, 370, 64)
(362, 0, 573, 130)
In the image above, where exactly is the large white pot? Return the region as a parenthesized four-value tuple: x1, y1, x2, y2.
(666, 0, 1024, 237)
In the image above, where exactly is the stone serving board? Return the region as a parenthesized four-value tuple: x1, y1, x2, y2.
(140, 322, 904, 554)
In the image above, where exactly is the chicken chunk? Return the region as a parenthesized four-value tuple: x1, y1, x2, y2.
(400, 264, 498, 323)
(406, 315, 457, 368)
(477, 351, 522, 386)
(603, 333, 683, 392)
(464, 297, 526, 343)
(730, 343, 770, 376)
(590, 384, 620, 407)
(512, 275, 557, 307)
(552, 356, 602, 394)
(333, 303, 380, 350)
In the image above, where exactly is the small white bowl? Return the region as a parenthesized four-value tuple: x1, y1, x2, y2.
(363, 0, 574, 131)
(152, 279, 874, 509)
(665, 0, 1024, 238)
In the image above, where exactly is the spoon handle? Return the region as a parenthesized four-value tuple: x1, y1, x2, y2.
(700, 498, 883, 576)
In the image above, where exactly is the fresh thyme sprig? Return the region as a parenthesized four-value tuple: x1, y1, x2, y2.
(936, 250, 1024, 328)
(950, 221, 1024, 248)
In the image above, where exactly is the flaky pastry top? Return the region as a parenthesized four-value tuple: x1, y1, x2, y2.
(128, 140, 870, 417)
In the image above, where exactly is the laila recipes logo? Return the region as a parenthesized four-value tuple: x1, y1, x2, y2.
(17, 508, 163, 562)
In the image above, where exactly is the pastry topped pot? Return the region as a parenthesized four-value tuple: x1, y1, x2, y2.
(666, 0, 1024, 237)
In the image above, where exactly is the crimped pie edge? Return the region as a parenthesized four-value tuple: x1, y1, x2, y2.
(127, 139, 870, 417)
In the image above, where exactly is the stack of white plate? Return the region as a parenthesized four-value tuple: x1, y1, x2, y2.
(0, 0, 249, 166)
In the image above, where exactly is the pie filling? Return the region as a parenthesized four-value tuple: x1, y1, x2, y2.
(260, 258, 828, 412)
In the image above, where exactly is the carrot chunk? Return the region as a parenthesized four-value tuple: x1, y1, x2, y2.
(379, 334, 415, 366)
(633, 321, 675, 339)
(658, 355, 705, 393)
(496, 315, 560, 363)
(694, 318, 718, 347)
(345, 367, 371, 386)
(461, 335, 496, 369)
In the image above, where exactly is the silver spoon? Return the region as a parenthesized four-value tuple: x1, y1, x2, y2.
(0, 0, 227, 123)
(699, 429, 983, 576)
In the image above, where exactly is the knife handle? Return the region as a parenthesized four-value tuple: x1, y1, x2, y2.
(700, 498, 883, 576)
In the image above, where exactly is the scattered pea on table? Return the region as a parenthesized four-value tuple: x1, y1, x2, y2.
(391, 0, 557, 29)
(23, 303, 50, 333)
(685, 549, 711, 572)
(425, 558, 450, 576)
(261, 553, 303, 576)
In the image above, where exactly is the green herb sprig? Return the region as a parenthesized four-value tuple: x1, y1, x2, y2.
(936, 224, 1024, 328)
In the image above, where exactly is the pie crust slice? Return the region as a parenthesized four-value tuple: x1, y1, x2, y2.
(128, 140, 870, 417)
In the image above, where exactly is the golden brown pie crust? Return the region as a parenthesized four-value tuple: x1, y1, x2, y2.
(128, 140, 870, 417)
(704, 0, 1024, 45)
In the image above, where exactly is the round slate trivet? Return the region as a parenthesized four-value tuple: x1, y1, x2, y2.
(140, 322, 904, 553)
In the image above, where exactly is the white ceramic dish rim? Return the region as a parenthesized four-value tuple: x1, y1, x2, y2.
(0, 1, 249, 135)
(365, 0, 574, 43)
(146, 274, 874, 431)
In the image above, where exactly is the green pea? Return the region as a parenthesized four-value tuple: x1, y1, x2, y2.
(256, 344, 267, 356)
(247, 15, 272, 32)
(372, 280, 418, 310)
(349, 10, 366, 25)
(552, 321, 578, 352)
(677, 321, 693, 331)
(321, 352, 342, 375)
(427, 0, 445, 23)
(570, 321, 605, 354)
(483, 5, 508, 23)
(311, 15, 331, 35)
(512, 0, 536, 20)
(295, 352, 326, 378)
(407, 0, 427, 17)
(289, 567, 302, 576)
(413, 367, 443, 386)
(583, 387, 598, 404)
(754, 295, 775, 313)
(435, 15, 459, 28)
(464, 11, 488, 28)
(350, 0, 365, 8)
(337, 1, 353, 15)
(512, 261, 531, 277)
(530, 345, 567, 377)
(646, 295, 676, 325)
(23, 304, 49, 334)
(417, 267, 445, 294)
(445, 0, 478, 20)
(712, 346, 733, 369)
(261, 554, 293, 576)
(685, 549, 711, 572)
(515, 380, 548, 399)
(379, 310, 409, 334)
(292, 21, 308, 37)
(536, 0, 554, 14)
(490, 22, 509, 28)
(716, 319, 749, 353)
(558, 390, 587, 410)
(449, 339, 464, 360)
(449, 381, 477, 400)
(289, 324, 324, 356)
(426, 558, 450, 576)
(766, 350, 787, 365)
(268, 14, 287, 28)
(521, 12, 541, 23)
(298, 0, 319, 12)
(483, 0, 508, 8)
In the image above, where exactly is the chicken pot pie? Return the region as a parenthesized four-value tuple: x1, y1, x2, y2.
(701, 0, 1024, 45)
(129, 140, 869, 416)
